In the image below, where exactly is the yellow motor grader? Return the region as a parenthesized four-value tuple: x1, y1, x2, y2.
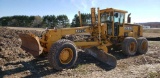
(19, 7, 148, 70)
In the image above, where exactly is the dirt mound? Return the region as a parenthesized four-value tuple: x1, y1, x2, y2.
(0, 27, 42, 38)
(0, 27, 43, 66)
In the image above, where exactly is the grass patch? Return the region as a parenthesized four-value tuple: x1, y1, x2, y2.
(148, 72, 160, 78)
(143, 29, 160, 33)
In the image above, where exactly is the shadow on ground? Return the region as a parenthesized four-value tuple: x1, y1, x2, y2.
(0, 58, 60, 78)
(1, 50, 136, 78)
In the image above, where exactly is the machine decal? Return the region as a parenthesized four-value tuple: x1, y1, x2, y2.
(124, 26, 133, 30)
(76, 28, 86, 33)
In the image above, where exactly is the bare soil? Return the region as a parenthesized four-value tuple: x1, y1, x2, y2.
(0, 27, 160, 78)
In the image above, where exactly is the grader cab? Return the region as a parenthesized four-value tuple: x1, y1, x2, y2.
(19, 7, 148, 70)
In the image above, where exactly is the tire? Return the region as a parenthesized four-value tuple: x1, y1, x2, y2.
(122, 37, 138, 56)
(48, 39, 78, 70)
(137, 37, 148, 54)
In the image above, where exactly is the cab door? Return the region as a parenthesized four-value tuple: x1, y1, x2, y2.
(113, 12, 125, 36)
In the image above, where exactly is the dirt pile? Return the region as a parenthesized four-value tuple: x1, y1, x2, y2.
(0, 27, 43, 66)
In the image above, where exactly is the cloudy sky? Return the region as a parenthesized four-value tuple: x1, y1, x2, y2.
(0, 0, 160, 23)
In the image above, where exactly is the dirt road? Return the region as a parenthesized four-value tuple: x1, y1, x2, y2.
(0, 27, 159, 78)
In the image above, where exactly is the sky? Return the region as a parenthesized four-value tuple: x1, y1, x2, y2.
(0, 0, 160, 23)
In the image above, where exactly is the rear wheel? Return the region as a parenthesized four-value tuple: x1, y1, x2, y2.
(48, 39, 78, 70)
(122, 37, 138, 56)
(137, 37, 148, 54)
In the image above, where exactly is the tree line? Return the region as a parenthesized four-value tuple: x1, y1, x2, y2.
(0, 13, 93, 28)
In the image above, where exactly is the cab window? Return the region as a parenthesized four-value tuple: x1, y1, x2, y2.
(114, 12, 124, 25)
(100, 12, 112, 23)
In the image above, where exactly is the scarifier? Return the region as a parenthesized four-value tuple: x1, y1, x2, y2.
(19, 7, 148, 70)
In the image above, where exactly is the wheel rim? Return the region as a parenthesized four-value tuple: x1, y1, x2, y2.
(129, 42, 136, 52)
(141, 41, 147, 51)
(59, 48, 73, 64)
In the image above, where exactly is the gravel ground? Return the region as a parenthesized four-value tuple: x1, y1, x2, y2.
(0, 27, 160, 78)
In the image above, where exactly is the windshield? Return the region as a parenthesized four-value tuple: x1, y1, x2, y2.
(100, 12, 112, 23)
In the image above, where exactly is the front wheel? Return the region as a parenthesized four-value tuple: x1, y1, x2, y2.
(48, 39, 78, 70)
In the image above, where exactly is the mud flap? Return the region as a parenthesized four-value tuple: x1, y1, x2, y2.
(19, 34, 43, 57)
(85, 46, 117, 68)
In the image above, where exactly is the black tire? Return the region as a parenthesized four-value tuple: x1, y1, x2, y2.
(137, 37, 148, 54)
(122, 37, 138, 56)
(48, 39, 78, 70)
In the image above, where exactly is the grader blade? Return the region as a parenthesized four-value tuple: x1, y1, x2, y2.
(19, 34, 43, 57)
(86, 47, 117, 68)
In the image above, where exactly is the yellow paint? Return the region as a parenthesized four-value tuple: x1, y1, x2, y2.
(59, 48, 73, 64)
(39, 8, 143, 53)
(22, 7, 144, 56)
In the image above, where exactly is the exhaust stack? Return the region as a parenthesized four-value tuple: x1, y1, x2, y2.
(127, 13, 131, 23)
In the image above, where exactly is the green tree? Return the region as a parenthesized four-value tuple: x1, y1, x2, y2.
(71, 13, 92, 27)
(57, 15, 70, 28)
(32, 16, 42, 27)
(28, 16, 35, 27)
(71, 14, 80, 27)
(0, 16, 11, 26)
(43, 15, 57, 28)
